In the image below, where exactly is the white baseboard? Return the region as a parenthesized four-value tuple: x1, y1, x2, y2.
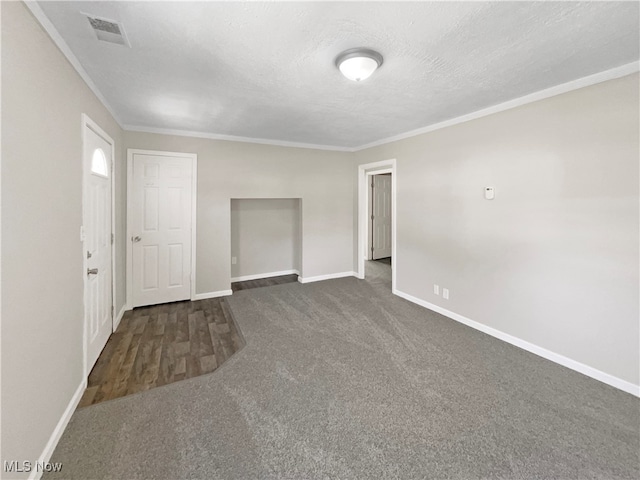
(393, 289, 640, 397)
(28, 378, 87, 480)
(298, 271, 356, 284)
(113, 304, 126, 331)
(231, 269, 299, 282)
(192, 289, 233, 301)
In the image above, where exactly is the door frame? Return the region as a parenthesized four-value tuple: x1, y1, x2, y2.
(81, 114, 116, 378)
(357, 159, 396, 290)
(126, 149, 198, 308)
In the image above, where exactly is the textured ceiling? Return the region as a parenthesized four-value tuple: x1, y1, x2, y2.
(37, 1, 639, 149)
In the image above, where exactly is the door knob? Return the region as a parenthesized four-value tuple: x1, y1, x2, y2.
(87, 268, 99, 275)
(132, 236, 141, 242)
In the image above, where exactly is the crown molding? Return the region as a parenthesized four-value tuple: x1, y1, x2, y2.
(122, 125, 355, 152)
(24, 1, 125, 128)
(25, 2, 638, 153)
(353, 61, 640, 151)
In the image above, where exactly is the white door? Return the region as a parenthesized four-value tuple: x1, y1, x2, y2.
(84, 125, 113, 373)
(130, 153, 193, 307)
(372, 173, 392, 259)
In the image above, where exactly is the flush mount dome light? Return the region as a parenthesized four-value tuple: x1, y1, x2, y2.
(335, 48, 383, 82)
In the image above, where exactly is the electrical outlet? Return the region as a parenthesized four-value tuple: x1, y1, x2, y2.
(443, 288, 449, 300)
(433, 284, 440, 295)
(231, 256, 237, 265)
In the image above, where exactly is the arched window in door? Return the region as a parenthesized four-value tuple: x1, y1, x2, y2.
(91, 148, 109, 177)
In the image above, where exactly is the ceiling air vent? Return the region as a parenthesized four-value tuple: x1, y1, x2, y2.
(84, 14, 131, 47)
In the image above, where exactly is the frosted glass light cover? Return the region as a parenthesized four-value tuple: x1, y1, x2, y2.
(339, 56, 379, 82)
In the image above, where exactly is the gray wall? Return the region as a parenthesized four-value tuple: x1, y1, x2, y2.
(231, 199, 301, 279)
(355, 73, 640, 386)
(1, 2, 126, 477)
(124, 131, 354, 292)
(2, 3, 637, 476)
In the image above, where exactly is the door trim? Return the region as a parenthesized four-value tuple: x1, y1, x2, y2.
(126, 149, 198, 308)
(81, 114, 116, 378)
(357, 159, 396, 290)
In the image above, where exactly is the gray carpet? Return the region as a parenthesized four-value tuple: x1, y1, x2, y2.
(44, 262, 639, 479)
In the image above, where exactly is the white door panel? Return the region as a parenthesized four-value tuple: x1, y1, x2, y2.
(84, 125, 113, 373)
(131, 154, 193, 307)
(372, 174, 392, 259)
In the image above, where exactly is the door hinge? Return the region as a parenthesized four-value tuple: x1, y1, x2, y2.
(371, 246, 374, 253)
(111, 233, 114, 245)
(371, 181, 374, 188)
(111, 306, 114, 317)
(371, 215, 374, 220)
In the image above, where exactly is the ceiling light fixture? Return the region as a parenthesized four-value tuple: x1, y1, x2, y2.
(335, 48, 383, 82)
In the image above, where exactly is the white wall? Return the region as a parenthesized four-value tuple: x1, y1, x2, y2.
(231, 199, 301, 280)
(124, 132, 354, 293)
(1, 2, 125, 478)
(355, 73, 640, 388)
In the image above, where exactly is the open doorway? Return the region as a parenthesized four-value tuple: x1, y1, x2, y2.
(357, 159, 396, 290)
(369, 173, 392, 260)
(367, 173, 392, 286)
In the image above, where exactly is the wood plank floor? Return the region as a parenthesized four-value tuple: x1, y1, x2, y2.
(231, 273, 298, 292)
(78, 297, 243, 407)
(79, 274, 298, 408)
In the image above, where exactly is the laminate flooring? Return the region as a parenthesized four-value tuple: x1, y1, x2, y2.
(77, 297, 243, 408)
(231, 273, 298, 292)
(78, 275, 296, 408)
(375, 256, 391, 265)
